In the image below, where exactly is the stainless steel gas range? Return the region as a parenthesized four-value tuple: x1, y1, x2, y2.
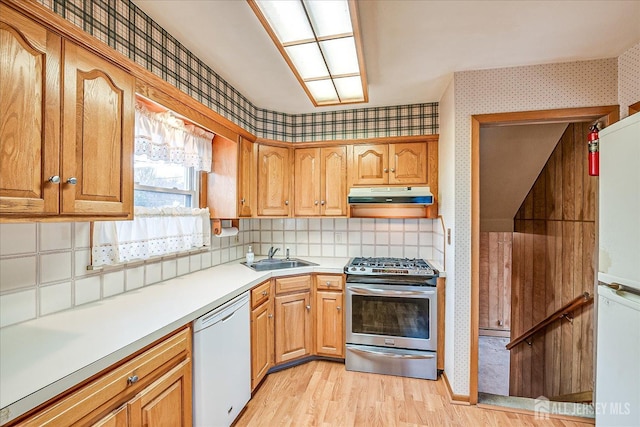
(344, 257, 439, 380)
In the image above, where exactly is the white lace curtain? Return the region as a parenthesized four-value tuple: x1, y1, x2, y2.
(135, 102, 213, 172)
(92, 207, 211, 266)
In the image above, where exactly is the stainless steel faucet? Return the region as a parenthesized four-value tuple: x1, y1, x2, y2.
(267, 246, 280, 259)
(285, 248, 290, 260)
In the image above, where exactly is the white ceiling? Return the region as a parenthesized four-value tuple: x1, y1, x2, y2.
(133, 0, 640, 114)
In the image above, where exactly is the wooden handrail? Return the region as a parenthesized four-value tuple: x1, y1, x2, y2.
(506, 292, 593, 350)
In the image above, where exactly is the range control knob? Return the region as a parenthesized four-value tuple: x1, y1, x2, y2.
(360, 267, 365, 271)
(350, 267, 357, 271)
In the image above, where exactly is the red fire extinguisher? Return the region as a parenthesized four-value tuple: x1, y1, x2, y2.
(588, 124, 599, 176)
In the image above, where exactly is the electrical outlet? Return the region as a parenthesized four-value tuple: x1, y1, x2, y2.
(335, 232, 343, 243)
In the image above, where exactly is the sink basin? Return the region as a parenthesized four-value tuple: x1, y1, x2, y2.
(241, 258, 317, 271)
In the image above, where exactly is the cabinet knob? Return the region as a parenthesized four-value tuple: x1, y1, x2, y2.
(390, 168, 396, 173)
(320, 201, 325, 205)
(326, 281, 332, 286)
(268, 314, 273, 318)
(337, 306, 341, 311)
(241, 198, 245, 204)
(498, 320, 504, 327)
(306, 305, 311, 311)
(127, 375, 139, 385)
(48, 175, 61, 184)
(314, 200, 319, 205)
(285, 200, 289, 205)
(66, 177, 77, 185)
(262, 290, 268, 296)
(383, 168, 388, 173)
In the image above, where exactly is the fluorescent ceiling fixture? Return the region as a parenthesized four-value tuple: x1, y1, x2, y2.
(248, 0, 368, 107)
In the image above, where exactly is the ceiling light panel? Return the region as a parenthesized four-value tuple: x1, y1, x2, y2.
(285, 43, 330, 79)
(257, 0, 313, 43)
(305, 80, 339, 104)
(334, 76, 364, 101)
(320, 37, 359, 76)
(303, 0, 352, 38)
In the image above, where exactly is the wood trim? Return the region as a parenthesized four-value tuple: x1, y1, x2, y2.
(479, 328, 511, 338)
(629, 101, 640, 116)
(441, 372, 471, 405)
(476, 403, 595, 424)
(348, 0, 368, 103)
(256, 134, 438, 148)
(470, 105, 619, 406)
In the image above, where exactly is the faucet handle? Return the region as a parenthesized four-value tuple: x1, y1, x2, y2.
(286, 248, 290, 260)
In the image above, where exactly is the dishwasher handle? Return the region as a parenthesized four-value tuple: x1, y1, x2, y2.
(194, 292, 249, 332)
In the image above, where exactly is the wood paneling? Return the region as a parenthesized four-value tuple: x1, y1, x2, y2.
(479, 232, 512, 334)
(510, 123, 595, 399)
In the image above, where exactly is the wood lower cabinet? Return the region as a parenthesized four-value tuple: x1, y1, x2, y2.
(294, 147, 347, 216)
(315, 290, 344, 357)
(250, 280, 274, 391)
(257, 144, 291, 216)
(274, 291, 312, 363)
(15, 327, 192, 427)
(0, 3, 134, 221)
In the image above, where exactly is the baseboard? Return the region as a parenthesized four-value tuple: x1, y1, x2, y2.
(479, 328, 511, 338)
(477, 403, 595, 424)
(441, 372, 471, 405)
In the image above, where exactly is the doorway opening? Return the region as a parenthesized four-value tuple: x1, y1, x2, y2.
(470, 106, 619, 414)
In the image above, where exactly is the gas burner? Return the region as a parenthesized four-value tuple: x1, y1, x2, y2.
(345, 257, 438, 277)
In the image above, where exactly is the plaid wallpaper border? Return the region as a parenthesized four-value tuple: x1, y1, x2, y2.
(38, 0, 438, 141)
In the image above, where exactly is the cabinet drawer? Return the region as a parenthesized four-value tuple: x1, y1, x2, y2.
(21, 327, 191, 426)
(316, 274, 344, 291)
(275, 275, 311, 294)
(251, 280, 272, 309)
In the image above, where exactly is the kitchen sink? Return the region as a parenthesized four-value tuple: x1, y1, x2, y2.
(241, 258, 317, 271)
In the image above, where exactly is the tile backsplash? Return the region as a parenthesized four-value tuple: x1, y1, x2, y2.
(0, 217, 444, 328)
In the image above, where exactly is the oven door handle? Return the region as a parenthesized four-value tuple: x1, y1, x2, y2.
(349, 347, 435, 360)
(348, 286, 435, 297)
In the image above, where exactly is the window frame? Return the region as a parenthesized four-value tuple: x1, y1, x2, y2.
(133, 161, 200, 209)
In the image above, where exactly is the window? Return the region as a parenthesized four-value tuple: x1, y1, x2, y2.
(134, 155, 199, 208)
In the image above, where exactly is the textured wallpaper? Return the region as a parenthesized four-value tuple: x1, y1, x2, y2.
(447, 57, 618, 396)
(618, 41, 640, 119)
(35, 0, 437, 141)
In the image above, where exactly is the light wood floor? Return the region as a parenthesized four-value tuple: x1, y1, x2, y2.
(235, 360, 593, 427)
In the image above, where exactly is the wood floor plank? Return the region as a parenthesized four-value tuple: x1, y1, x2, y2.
(236, 361, 593, 427)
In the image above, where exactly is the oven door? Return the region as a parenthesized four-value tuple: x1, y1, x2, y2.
(346, 283, 437, 351)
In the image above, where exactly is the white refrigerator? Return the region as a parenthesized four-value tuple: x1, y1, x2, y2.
(596, 112, 640, 427)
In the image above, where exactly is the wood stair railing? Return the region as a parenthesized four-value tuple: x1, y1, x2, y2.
(506, 292, 593, 350)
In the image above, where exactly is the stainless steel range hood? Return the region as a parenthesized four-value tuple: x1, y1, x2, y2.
(347, 187, 435, 218)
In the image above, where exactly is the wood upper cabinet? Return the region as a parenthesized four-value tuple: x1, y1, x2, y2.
(208, 136, 255, 218)
(0, 5, 61, 216)
(351, 142, 428, 186)
(274, 289, 312, 363)
(257, 144, 291, 216)
(62, 41, 134, 217)
(250, 280, 274, 391)
(0, 5, 134, 221)
(294, 146, 347, 216)
(315, 274, 344, 358)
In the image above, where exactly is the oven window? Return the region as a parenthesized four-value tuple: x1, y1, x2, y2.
(351, 295, 430, 339)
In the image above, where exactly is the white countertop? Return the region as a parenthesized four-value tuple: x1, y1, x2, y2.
(0, 257, 348, 424)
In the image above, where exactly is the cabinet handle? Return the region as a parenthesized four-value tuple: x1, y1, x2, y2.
(285, 200, 289, 205)
(306, 305, 311, 311)
(262, 290, 268, 296)
(268, 314, 273, 319)
(383, 168, 388, 173)
(66, 177, 77, 185)
(48, 176, 61, 184)
(337, 306, 341, 311)
(320, 200, 325, 205)
(390, 168, 395, 173)
(127, 375, 139, 385)
(314, 200, 319, 205)
(241, 198, 245, 204)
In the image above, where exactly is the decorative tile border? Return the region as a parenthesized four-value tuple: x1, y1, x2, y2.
(38, 0, 438, 141)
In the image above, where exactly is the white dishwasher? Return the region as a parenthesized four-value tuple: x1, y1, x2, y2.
(193, 291, 250, 427)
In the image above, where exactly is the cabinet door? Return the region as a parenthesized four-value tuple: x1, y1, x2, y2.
(321, 146, 347, 216)
(257, 145, 290, 216)
(315, 291, 344, 357)
(238, 137, 255, 217)
(274, 292, 312, 363)
(250, 299, 273, 391)
(0, 6, 61, 216)
(61, 41, 134, 217)
(128, 359, 192, 427)
(92, 405, 128, 427)
(351, 144, 388, 185)
(389, 142, 427, 184)
(294, 148, 321, 216)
